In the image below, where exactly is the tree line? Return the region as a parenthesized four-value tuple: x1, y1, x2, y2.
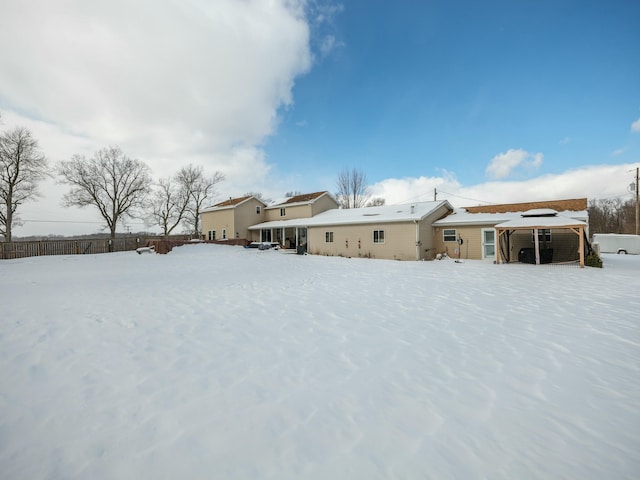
(588, 198, 637, 235)
(1, 122, 223, 244)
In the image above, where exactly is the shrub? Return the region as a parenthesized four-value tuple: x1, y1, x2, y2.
(585, 252, 603, 268)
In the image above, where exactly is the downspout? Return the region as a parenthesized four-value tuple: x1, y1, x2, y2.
(415, 220, 420, 260)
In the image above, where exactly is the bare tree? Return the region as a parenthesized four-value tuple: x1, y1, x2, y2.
(244, 191, 272, 205)
(335, 167, 370, 208)
(148, 177, 190, 239)
(588, 197, 637, 234)
(178, 165, 224, 235)
(0, 127, 48, 241)
(366, 197, 386, 207)
(57, 146, 151, 246)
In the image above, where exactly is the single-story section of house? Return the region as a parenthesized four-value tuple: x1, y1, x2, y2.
(432, 198, 589, 266)
(250, 200, 454, 261)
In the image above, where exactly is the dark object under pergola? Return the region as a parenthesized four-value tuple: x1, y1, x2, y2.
(494, 209, 587, 267)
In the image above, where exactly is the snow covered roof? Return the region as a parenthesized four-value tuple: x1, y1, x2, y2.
(433, 209, 588, 226)
(265, 191, 337, 209)
(249, 200, 453, 230)
(495, 215, 587, 229)
(202, 195, 264, 213)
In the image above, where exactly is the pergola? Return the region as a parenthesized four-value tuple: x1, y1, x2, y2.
(494, 211, 588, 267)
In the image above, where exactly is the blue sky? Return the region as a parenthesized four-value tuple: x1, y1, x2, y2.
(1, 0, 639, 236)
(268, 1, 640, 192)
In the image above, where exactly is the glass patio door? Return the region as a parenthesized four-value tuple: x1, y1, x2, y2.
(482, 228, 496, 260)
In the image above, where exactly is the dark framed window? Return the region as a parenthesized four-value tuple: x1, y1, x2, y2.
(280, 208, 286, 217)
(532, 229, 552, 243)
(443, 229, 456, 242)
(256, 206, 261, 214)
(373, 230, 385, 244)
(208, 230, 216, 241)
(325, 232, 334, 243)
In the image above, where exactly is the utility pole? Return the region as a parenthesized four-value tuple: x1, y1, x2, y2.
(434, 187, 437, 201)
(636, 167, 640, 235)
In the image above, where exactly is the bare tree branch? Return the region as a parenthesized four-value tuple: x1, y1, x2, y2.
(178, 165, 224, 235)
(366, 197, 386, 207)
(335, 167, 370, 208)
(57, 146, 151, 245)
(148, 176, 190, 239)
(0, 126, 48, 241)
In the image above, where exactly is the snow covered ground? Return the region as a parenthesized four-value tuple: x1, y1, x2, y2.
(1, 245, 639, 479)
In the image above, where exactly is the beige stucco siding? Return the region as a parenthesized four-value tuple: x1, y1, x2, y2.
(311, 195, 339, 216)
(234, 199, 266, 239)
(433, 225, 486, 259)
(419, 205, 453, 259)
(265, 204, 313, 222)
(308, 222, 420, 261)
(201, 198, 264, 241)
(201, 209, 235, 240)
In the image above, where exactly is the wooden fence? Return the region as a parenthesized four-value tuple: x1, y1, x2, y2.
(0, 235, 250, 260)
(0, 236, 192, 260)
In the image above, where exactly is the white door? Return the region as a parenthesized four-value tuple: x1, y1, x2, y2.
(482, 228, 496, 260)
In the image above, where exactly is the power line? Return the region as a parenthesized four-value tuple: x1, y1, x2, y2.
(22, 219, 147, 225)
(436, 190, 498, 205)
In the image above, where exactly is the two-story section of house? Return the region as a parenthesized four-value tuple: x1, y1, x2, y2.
(200, 196, 266, 242)
(251, 191, 340, 247)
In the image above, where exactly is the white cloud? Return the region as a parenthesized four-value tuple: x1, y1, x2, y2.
(486, 148, 543, 179)
(0, 0, 320, 237)
(371, 163, 636, 210)
(631, 117, 640, 132)
(0, 0, 312, 180)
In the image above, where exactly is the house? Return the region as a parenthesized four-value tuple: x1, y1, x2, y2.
(264, 191, 339, 222)
(250, 191, 339, 247)
(250, 200, 454, 261)
(200, 196, 266, 242)
(201, 191, 338, 246)
(432, 198, 589, 266)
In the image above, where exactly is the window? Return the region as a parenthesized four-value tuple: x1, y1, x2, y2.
(280, 208, 286, 217)
(373, 230, 385, 244)
(256, 206, 261, 214)
(208, 230, 216, 241)
(532, 229, 551, 243)
(443, 229, 456, 242)
(325, 231, 334, 243)
(222, 228, 227, 240)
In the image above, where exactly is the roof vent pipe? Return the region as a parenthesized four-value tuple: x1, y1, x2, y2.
(411, 205, 415, 214)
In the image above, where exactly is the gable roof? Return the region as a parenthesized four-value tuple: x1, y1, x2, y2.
(464, 198, 587, 214)
(266, 191, 338, 209)
(249, 200, 453, 230)
(202, 195, 265, 213)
